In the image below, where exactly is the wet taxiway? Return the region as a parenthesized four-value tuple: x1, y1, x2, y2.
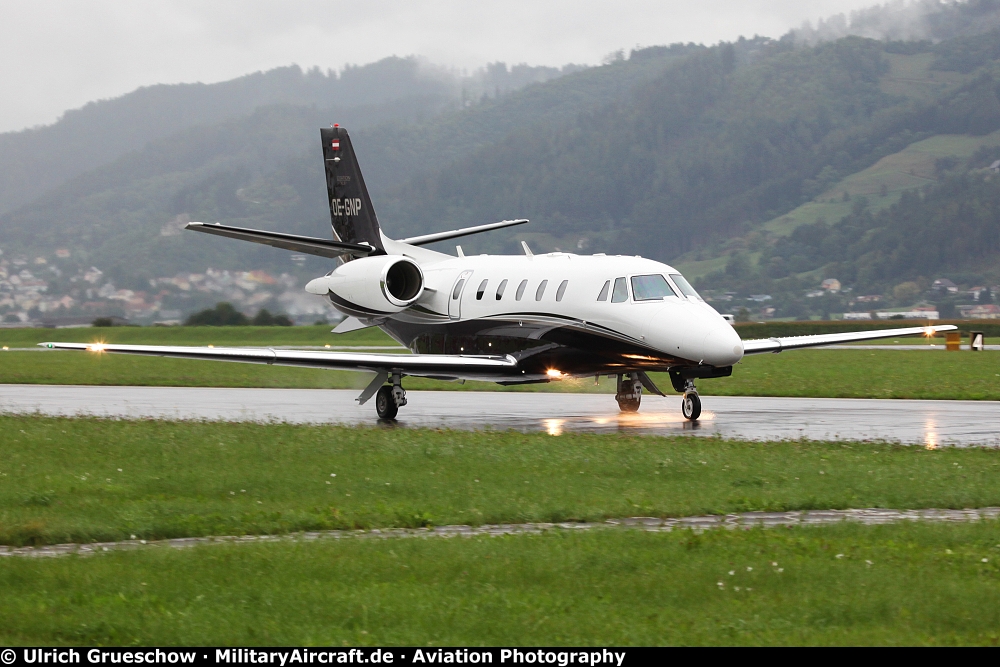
(2, 384, 998, 446)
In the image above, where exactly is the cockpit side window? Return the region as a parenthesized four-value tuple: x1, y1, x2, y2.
(631, 274, 679, 301)
(611, 277, 628, 303)
(669, 273, 702, 300)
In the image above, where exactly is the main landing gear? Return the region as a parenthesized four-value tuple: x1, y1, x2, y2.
(362, 372, 407, 420)
(615, 373, 643, 413)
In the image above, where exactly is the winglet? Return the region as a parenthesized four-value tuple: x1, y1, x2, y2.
(520, 241, 533, 257)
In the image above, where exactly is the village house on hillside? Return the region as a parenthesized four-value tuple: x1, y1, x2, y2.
(932, 278, 959, 293)
(821, 278, 841, 292)
(959, 304, 1000, 319)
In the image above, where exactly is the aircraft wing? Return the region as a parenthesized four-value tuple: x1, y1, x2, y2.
(38, 342, 518, 381)
(741, 324, 958, 355)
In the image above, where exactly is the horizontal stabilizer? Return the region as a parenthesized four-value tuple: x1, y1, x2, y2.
(741, 324, 958, 355)
(400, 219, 528, 246)
(186, 222, 376, 258)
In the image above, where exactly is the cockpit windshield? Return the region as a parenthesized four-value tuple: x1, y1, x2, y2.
(669, 273, 702, 300)
(630, 274, 679, 301)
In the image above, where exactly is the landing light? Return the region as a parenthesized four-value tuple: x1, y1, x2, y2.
(923, 327, 936, 337)
(546, 369, 565, 379)
(89, 343, 106, 353)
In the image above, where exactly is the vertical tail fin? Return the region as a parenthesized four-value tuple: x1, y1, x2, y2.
(320, 125, 385, 257)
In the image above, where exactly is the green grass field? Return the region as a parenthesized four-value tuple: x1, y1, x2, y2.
(4, 416, 1000, 546)
(0, 324, 397, 348)
(1, 522, 999, 645)
(3, 345, 998, 399)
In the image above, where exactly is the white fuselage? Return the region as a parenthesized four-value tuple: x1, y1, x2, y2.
(308, 236, 745, 372)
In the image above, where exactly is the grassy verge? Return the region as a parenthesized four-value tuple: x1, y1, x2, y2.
(0, 325, 398, 348)
(2, 523, 1000, 645)
(3, 416, 1000, 546)
(3, 347, 998, 399)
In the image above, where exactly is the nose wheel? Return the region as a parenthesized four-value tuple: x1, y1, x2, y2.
(682, 391, 701, 421)
(670, 375, 701, 421)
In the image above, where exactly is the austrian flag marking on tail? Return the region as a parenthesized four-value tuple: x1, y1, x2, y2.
(331, 139, 340, 150)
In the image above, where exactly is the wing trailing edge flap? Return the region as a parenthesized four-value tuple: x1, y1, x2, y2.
(186, 222, 376, 258)
(39, 342, 518, 380)
(740, 324, 958, 355)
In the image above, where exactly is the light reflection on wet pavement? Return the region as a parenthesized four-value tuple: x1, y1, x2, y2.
(1, 385, 999, 447)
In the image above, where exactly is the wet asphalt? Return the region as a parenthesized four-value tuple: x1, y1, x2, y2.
(2, 384, 999, 446)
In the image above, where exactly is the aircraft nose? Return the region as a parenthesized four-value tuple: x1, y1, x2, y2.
(702, 324, 744, 367)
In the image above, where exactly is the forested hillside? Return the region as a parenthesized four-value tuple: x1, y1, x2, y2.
(3, 0, 1000, 324)
(0, 57, 576, 217)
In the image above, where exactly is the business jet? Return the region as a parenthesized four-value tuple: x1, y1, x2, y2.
(42, 125, 956, 420)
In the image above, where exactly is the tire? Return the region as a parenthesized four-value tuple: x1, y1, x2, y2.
(617, 396, 640, 413)
(682, 392, 701, 421)
(375, 385, 399, 420)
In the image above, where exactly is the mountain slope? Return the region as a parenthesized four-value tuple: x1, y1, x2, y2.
(0, 46, 693, 284)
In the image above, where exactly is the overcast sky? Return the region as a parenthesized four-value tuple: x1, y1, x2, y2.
(0, 0, 883, 134)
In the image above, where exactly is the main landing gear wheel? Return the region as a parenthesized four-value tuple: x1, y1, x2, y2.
(615, 372, 643, 413)
(617, 396, 641, 413)
(375, 385, 399, 420)
(682, 391, 702, 421)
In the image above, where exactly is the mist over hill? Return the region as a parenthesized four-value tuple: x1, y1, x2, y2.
(2, 2, 1000, 324)
(0, 57, 577, 217)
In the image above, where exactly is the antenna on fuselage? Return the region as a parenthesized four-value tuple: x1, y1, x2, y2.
(520, 241, 533, 257)
(456, 245, 465, 257)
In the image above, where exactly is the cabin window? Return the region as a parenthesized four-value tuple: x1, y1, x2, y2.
(597, 280, 610, 301)
(496, 279, 508, 300)
(611, 277, 628, 303)
(556, 280, 568, 302)
(515, 279, 528, 301)
(669, 273, 703, 300)
(535, 280, 548, 301)
(631, 274, 678, 301)
(452, 279, 465, 300)
(476, 279, 488, 300)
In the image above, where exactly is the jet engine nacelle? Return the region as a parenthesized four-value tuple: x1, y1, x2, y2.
(306, 255, 424, 316)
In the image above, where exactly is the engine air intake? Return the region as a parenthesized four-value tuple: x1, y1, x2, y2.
(384, 260, 422, 303)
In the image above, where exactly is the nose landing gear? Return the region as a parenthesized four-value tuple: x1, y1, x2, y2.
(615, 373, 643, 412)
(681, 380, 702, 421)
